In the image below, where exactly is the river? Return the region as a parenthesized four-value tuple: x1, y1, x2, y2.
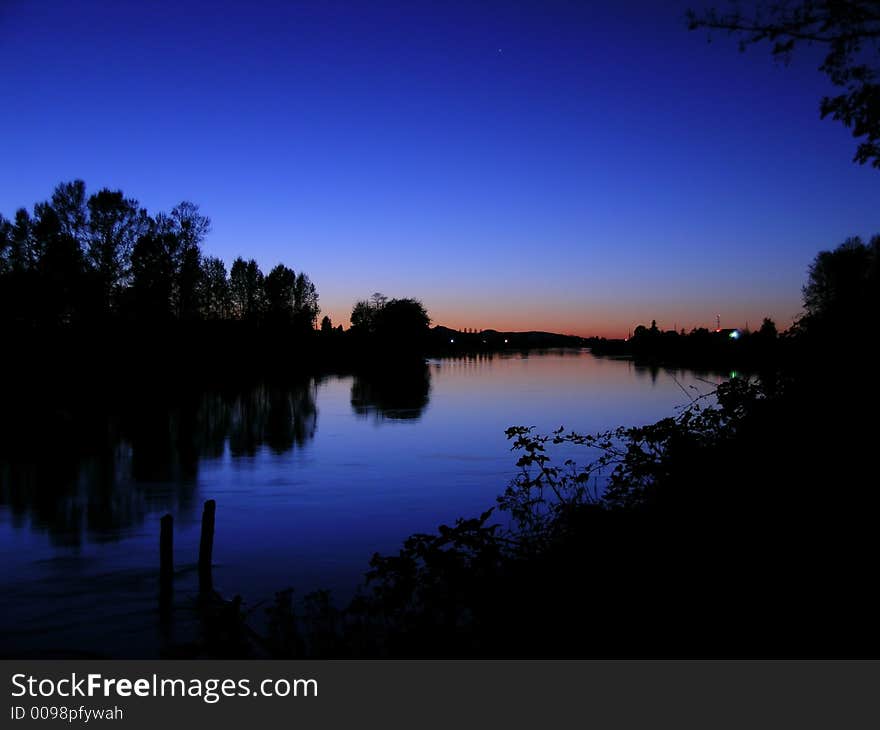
(0, 349, 728, 656)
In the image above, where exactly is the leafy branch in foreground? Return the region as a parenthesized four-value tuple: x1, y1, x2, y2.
(501, 376, 763, 538)
(362, 509, 510, 626)
(687, 1, 880, 167)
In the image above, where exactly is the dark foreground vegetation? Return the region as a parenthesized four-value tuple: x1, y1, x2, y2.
(188, 236, 880, 658)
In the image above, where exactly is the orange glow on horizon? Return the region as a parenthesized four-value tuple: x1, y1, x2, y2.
(321, 305, 798, 341)
(321, 292, 802, 341)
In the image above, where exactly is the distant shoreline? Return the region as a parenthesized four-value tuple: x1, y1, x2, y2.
(0, 320, 781, 387)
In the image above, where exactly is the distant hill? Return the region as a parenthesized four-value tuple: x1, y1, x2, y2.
(429, 325, 587, 350)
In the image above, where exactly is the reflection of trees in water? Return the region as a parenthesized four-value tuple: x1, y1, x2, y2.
(350, 363, 431, 421)
(631, 363, 660, 384)
(0, 379, 317, 545)
(0, 453, 144, 547)
(228, 382, 317, 456)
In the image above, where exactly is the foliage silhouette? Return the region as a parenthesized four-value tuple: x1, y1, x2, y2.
(688, 1, 880, 166)
(349, 294, 430, 350)
(86, 188, 147, 314)
(0, 180, 320, 330)
(800, 234, 879, 337)
(373, 298, 431, 343)
(265, 264, 298, 324)
(350, 298, 378, 334)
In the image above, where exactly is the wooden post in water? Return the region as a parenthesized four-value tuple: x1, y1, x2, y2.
(199, 499, 216, 593)
(159, 514, 173, 618)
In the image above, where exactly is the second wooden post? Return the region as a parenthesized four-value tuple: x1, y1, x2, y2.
(198, 499, 216, 593)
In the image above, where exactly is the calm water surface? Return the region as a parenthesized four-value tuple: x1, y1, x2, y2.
(0, 350, 725, 655)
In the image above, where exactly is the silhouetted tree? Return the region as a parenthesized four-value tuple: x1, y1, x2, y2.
(130, 221, 177, 320)
(265, 264, 297, 323)
(0, 214, 11, 275)
(293, 272, 319, 331)
(201, 256, 230, 319)
(51, 181, 89, 250)
(230, 257, 266, 320)
(688, 1, 880, 166)
(171, 201, 210, 250)
(350, 299, 376, 334)
(350, 292, 389, 335)
(373, 297, 431, 344)
(169, 202, 210, 319)
(320, 315, 333, 333)
(33, 195, 85, 323)
(230, 257, 249, 319)
(0, 210, 39, 322)
(86, 189, 146, 314)
(758, 316, 778, 339)
(801, 235, 879, 335)
(12, 208, 37, 271)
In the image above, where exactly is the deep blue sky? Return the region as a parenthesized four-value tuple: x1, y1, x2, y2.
(1, 0, 877, 336)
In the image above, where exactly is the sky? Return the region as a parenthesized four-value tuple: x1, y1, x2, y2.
(1, 0, 877, 337)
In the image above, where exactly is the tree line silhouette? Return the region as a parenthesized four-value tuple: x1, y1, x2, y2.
(589, 315, 781, 369)
(0, 180, 318, 330)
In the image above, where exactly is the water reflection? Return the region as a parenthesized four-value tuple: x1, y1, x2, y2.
(0, 350, 732, 657)
(0, 378, 320, 546)
(350, 362, 432, 421)
(226, 383, 318, 456)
